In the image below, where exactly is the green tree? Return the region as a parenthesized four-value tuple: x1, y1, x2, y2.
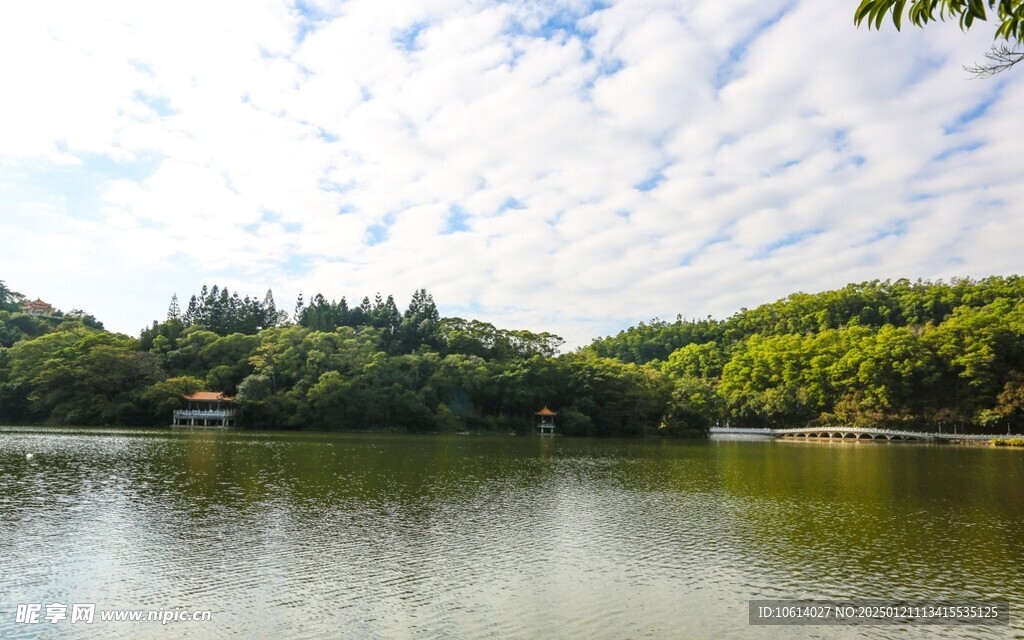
(557, 355, 672, 436)
(995, 372, 1024, 429)
(926, 299, 1024, 427)
(855, 0, 1024, 75)
(718, 334, 817, 428)
(167, 294, 181, 321)
(304, 371, 354, 430)
(9, 329, 162, 424)
(396, 288, 440, 354)
(236, 373, 294, 429)
(0, 280, 24, 312)
(663, 342, 726, 380)
(661, 377, 720, 436)
(141, 375, 205, 421)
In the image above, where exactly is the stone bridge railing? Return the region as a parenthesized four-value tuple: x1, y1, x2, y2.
(710, 426, 1005, 442)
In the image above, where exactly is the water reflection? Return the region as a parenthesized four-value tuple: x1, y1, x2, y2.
(0, 428, 1021, 639)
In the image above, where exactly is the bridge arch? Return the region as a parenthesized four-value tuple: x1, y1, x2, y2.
(712, 426, 948, 442)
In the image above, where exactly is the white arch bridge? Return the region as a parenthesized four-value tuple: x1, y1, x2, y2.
(709, 426, 1001, 442)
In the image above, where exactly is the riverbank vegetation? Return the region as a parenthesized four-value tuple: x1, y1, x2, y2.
(1, 276, 1023, 435)
(587, 276, 1024, 433)
(991, 438, 1024, 447)
(0, 282, 678, 435)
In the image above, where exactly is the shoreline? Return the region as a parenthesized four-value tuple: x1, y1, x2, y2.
(710, 426, 1024, 447)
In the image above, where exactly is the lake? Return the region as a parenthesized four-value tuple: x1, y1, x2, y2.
(1, 427, 1021, 638)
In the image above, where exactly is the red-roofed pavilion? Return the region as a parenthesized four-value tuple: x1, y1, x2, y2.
(20, 298, 54, 316)
(173, 391, 237, 427)
(535, 405, 556, 435)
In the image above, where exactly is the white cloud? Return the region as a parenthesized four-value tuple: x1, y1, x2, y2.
(1, 0, 1021, 348)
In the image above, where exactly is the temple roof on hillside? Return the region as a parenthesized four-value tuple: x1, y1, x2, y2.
(183, 391, 235, 402)
(535, 406, 557, 416)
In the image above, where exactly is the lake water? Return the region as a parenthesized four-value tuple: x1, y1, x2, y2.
(1, 427, 1022, 639)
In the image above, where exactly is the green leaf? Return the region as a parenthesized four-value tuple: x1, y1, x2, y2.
(922, 0, 939, 22)
(875, 6, 889, 28)
(894, 0, 908, 29)
(855, 0, 877, 24)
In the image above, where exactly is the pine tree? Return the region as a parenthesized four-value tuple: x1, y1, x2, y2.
(262, 289, 278, 328)
(303, 294, 331, 331)
(405, 288, 439, 322)
(398, 288, 440, 353)
(183, 295, 200, 325)
(382, 294, 402, 349)
(167, 294, 181, 321)
(335, 296, 350, 327)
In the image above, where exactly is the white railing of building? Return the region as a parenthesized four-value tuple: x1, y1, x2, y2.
(173, 409, 237, 419)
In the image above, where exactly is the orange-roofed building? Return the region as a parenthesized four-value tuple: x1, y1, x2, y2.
(172, 391, 237, 427)
(20, 298, 55, 316)
(184, 391, 235, 403)
(535, 405, 557, 435)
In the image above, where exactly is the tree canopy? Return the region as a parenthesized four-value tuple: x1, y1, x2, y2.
(0, 280, 24, 312)
(587, 276, 1024, 432)
(3, 276, 1024, 436)
(4, 282, 658, 435)
(855, 0, 1024, 75)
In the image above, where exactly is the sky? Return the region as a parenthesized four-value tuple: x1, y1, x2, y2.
(1, 0, 1022, 348)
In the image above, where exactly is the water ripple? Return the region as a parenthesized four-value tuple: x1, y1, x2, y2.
(1, 429, 1022, 639)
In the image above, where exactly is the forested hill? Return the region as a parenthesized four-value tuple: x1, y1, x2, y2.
(0, 282, 635, 435)
(586, 277, 1024, 364)
(2, 276, 1023, 435)
(585, 276, 1024, 430)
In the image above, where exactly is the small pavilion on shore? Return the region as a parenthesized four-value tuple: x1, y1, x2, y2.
(535, 405, 557, 435)
(172, 391, 237, 427)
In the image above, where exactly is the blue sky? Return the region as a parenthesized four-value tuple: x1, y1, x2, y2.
(0, 0, 1021, 347)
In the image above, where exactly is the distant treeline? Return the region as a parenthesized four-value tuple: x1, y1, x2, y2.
(584, 276, 1024, 431)
(0, 282, 665, 435)
(2, 276, 1023, 435)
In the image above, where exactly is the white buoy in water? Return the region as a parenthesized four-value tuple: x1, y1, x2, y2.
(25, 453, 33, 460)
